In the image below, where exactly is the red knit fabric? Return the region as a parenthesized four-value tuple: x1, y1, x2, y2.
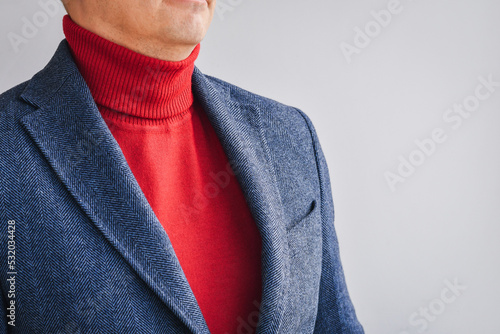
(63, 15, 262, 334)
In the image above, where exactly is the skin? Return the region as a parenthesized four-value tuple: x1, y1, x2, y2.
(63, 0, 216, 61)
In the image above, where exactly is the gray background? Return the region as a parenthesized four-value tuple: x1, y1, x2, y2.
(1, 0, 499, 333)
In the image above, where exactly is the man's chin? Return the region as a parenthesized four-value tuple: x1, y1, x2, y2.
(172, 16, 210, 44)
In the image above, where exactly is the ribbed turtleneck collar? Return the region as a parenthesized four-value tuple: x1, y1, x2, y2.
(62, 14, 200, 123)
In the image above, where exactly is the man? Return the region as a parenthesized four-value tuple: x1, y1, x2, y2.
(0, 0, 364, 333)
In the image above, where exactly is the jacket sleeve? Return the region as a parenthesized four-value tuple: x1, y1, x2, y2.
(296, 108, 365, 333)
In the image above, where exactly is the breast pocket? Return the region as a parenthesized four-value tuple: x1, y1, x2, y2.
(284, 199, 323, 330)
(286, 198, 322, 262)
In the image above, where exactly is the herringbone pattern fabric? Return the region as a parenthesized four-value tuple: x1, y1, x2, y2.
(0, 40, 364, 333)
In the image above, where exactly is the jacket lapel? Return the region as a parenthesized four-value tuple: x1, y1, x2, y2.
(192, 68, 290, 333)
(19, 41, 209, 334)
(19, 40, 290, 333)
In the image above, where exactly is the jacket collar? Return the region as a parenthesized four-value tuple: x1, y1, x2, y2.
(18, 40, 291, 333)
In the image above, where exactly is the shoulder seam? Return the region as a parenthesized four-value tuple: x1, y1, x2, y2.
(293, 107, 325, 222)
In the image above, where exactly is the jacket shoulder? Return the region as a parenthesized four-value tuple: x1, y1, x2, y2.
(203, 74, 311, 126)
(0, 80, 36, 137)
(203, 74, 319, 161)
(0, 80, 30, 112)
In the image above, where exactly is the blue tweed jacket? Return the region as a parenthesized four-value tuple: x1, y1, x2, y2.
(0, 40, 364, 333)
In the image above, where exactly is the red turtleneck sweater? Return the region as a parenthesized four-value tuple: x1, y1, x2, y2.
(63, 15, 262, 334)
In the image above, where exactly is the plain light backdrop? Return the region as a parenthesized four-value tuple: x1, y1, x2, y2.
(1, 0, 499, 333)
